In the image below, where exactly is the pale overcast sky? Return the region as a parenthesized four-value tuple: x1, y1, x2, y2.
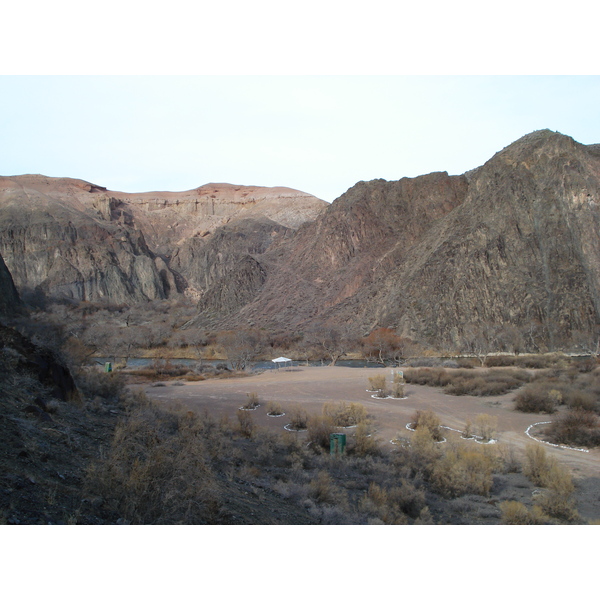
(1, 3, 599, 203)
(2, 75, 599, 203)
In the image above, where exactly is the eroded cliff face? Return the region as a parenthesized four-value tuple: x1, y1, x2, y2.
(219, 130, 600, 351)
(0, 176, 326, 304)
(367, 130, 600, 349)
(221, 171, 469, 332)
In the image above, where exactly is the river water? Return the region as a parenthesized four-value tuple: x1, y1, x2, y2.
(94, 357, 388, 371)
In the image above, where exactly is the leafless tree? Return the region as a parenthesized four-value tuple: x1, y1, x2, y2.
(218, 328, 264, 370)
(306, 326, 355, 366)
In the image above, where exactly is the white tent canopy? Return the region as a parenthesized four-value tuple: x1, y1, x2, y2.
(271, 357, 292, 363)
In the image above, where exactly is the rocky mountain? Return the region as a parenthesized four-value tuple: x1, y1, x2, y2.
(3, 130, 600, 351)
(0, 176, 326, 304)
(207, 130, 600, 351)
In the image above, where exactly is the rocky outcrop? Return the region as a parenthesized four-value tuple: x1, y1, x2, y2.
(0, 251, 21, 318)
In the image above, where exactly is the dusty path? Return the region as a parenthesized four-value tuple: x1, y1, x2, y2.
(136, 366, 600, 480)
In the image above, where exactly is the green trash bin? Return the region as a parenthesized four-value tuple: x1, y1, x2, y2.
(330, 433, 346, 456)
(104, 362, 112, 373)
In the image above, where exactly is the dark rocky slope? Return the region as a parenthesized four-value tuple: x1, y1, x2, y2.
(220, 130, 600, 351)
(0, 251, 21, 318)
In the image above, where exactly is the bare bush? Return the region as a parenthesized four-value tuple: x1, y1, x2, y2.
(307, 415, 335, 451)
(514, 383, 560, 413)
(500, 501, 548, 524)
(242, 392, 261, 410)
(351, 421, 381, 457)
(85, 401, 221, 524)
(430, 446, 495, 498)
(404, 367, 529, 396)
(546, 408, 600, 447)
(368, 375, 386, 392)
(287, 405, 309, 431)
(266, 401, 284, 416)
(474, 414, 497, 442)
(322, 401, 367, 427)
(75, 369, 127, 403)
(237, 410, 255, 438)
(410, 409, 443, 441)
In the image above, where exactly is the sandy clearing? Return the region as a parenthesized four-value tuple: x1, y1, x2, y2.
(135, 365, 600, 480)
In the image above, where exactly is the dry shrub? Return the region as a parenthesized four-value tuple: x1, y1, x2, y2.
(535, 491, 580, 522)
(522, 443, 580, 521)
(531, 453, 580, 522)
(410, 409, 443, 441)
(474, 413, 497, 442)
(309, 471, 348, 507)
(266, 401, 284, 416)
(514, 383, 560, 413)
(85, 399, 221, 524)
(368, 375, 386, 391)
(184, 373, 205, 382)
(463, 419, 473, 439)
(523, 444, 554, 486)
(76, 369, 127, 402)
(546, 408, 600, 447)
(430, 446, 495, 498)
(523, 444, 575, 493)
(409, 426, 442, 475)
(404, 367, 529, 396)
(485, 355, 519, 368)
(391, 382, 405, 398)
(237, 410, 255, 438)
(388, 480, 426, 519)
(496, 443, 521, 473)
(307, 415, 335, 451)
(566, 389, 597, 412)
(352, 421, 381, 457)
(242, 392, 261, 409)
(455, 358, 478, 368)
(287, 405, 309, 430)
(323, 401, 367, 427)
(358, 483, 409, 524)
(500, 501, 549, 524)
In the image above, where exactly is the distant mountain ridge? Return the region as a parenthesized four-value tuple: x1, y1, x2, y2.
(2, 129, 600, 351)
(0, 176, 326, 304)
